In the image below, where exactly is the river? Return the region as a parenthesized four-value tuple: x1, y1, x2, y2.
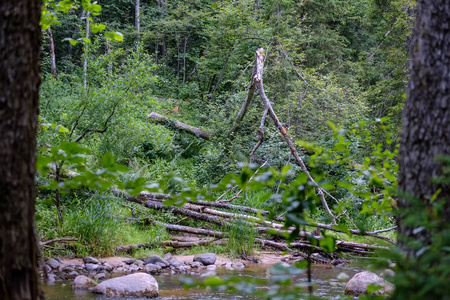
(43, 264, 363, 299)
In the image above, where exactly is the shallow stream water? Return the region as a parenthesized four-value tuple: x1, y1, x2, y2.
(43, 264, 363, 299)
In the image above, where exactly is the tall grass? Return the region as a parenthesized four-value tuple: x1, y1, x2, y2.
(64, 197, 121, 256)
(226, 216, 256, 258)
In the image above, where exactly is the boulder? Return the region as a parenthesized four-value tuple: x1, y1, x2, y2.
(72, 275, 96, 290)
(193, 253, 216, 266)
(83, 256, 100, 264)
(93, 272, 159, 298)
(48, 258, 60, 269)
(345, 271, 394, 296)
(144, 255, 169, 267)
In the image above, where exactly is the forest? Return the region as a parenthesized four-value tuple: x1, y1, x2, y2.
(1, 0, 449, 299)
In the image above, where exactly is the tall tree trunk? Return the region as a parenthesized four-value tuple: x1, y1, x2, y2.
(135, 0, 140, 46)
(182, 36, 188, 84)
(83, 11, 90, 89)
(47, 26, 57, 78)
(106, 40, 113, 76)
(398, 0, 450, 255)
(0, 1, 44, 299)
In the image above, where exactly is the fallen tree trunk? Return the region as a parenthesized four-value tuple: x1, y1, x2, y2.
(148, 112, 211, 140)
(144, 200, 229, 227)
(153, 221, 225, 238)
(116, 242, 151, 252)
(40, 237, 78, 246)
(160, 239, 223, 248)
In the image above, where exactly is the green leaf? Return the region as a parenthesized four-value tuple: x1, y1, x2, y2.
(319, 235, 336, 253)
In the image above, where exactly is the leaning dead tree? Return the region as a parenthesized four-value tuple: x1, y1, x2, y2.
(148, 112, 211, 140)
(230, 48, 339, 223)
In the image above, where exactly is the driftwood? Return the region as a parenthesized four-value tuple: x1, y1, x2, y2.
(116, 242, 151, 252)
(40, 237, 78, 246)
(148, 112, 211, 140)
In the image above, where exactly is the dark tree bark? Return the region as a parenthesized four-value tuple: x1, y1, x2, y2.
(0, 1, 44, 299)
(398, 0, 450, 254)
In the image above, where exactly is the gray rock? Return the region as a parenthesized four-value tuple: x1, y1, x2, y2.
(62, 265, 75, 272)
(44, 265, 52, 274)
(345, 271, 394, 296)
(103, 263, 113, 272)
(129, 264, 141, 272)
(54, 257, 63, 263)
(177, 265, 188, 272)
(47, 273, 56, 283)
(337, 272, 350, 282)
(168, 258, 184, 268)
(145, 264, 161, 274)
(72, 275, 97, 290)
(135, 260, 144, 266)
(164, 253, 173, 261)
(191, 261, 203, 268)
(225, 262, 234, 270)
(155, 262, 168, 268)
(93, 272, 159, 298)
(83, 256, 100, 264)
(233, 262, 245, 269)
(145, 255, 170, 267)
(85, 263, 100, 272)
(48, 258, 60, 269)
(123, 258, 136, 265)
(193, 253, 216, 266)
(66, 271, 79, 280)
(94, 273, 106, 280)
(206, 265, 217, 271)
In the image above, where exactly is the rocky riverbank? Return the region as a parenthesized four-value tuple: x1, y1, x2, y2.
(42, 252, 267, 283)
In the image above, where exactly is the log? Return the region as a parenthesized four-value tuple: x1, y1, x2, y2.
(148, 112, 211, 140)
(153, 221, 225, 238)
(144, 200, 229, 227)
(116, 243, 150, 252)
(160, 239, 224, 248)
(40, 237, 78, 246)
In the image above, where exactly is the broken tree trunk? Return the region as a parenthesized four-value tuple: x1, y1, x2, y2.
(148, 112, 211, 140)
(252, 48, 336, 223)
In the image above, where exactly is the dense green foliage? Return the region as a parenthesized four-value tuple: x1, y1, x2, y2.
(37, 1, 450, 299)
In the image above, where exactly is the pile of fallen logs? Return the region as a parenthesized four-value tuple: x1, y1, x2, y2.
(112, 189, 395, 257)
